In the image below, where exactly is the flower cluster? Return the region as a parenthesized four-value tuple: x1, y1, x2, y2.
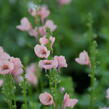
(0, 46, 23, 78)
(39, 92, 78, 108)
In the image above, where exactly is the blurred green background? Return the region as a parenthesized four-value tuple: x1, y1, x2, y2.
(1, 0, 109, 109)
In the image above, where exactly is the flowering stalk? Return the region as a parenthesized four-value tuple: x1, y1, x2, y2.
(20, 72, 28, 109)
(87, 13, 97, 109)
(2, 74, 16, 109)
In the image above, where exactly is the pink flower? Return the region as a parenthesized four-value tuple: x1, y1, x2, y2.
(54, 56, 67, 68)
(39, 92, 54, 106)
(58, 0, 71, 5)
(0, 80, 4, 87)
(106, 88, 109, 99)
(44, 20, 57, 32)
(39, 37, 49, 45)
(38, 26, 46, 36)
(63, 93, 78, 108)
(25, 63, 38, 85)
(10, 57, 23, 76)
(16, 17, 32, 31)
(37, 6, 50, 22)
(28, 29, 38, 38)
(34, 45, 50, 58)
(75, 50, 91, 67)
(39, 59, 58, 69)
(0, 60, 14, 74)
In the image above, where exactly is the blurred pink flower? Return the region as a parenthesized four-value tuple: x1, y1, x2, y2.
(39, 37, 49, 45)
(106, 88, 109, 99)
(34, 44, 50, 58)
(37, 6, 50, 22)
(58, 0, 71, 5)
(44, 20, 57, 32)
(38, 26, 46, 36)
(25, 63, 38, 85)
(54, 56, 67, 68)
(0, 60, 14, 74)
(0, 80, 4, 87)
(28, 29, 38, 38)
(16, 17, 32, 31)
(39, 92, 54, 106)
(63, 93, 78, 108)
(75, 50, 91, 67)
(39, 59, 58, 69)
(10, 57, 23, 76)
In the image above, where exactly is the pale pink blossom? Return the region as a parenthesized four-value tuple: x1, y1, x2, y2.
(0, 80, 4, 87)
(54, 56, 67, 68)
(10, 57, 23, 76)
(28, 29, 38, 38)
(0, 60, 14, 74)
(39, 59, 58, 69)
(25, 63, 38, 85)
(34, 45, 50, 58)
(39, 37, 49, 45)
(44, 20, 57, 32)
(58, 0, 71, 5)
(75, 50, 91, 67)
(16, 17, 32, 31)
(38, 26, 46, 36)
(106, 88, 109, 99)
(63, 93, 78, 108)
(37, 6, 50, 22)
(39, 92, 54, 106)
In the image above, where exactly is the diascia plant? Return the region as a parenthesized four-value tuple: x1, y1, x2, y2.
(0, 1, 101, 109)
(16, 1, 78, 109)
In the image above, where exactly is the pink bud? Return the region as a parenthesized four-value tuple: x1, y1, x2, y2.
(34, 44, 50, 58)
(39, 92, 54, 106)
(75, 50, 91, 67)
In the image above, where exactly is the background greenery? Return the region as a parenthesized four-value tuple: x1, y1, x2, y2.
(1, 0, 109, 109)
